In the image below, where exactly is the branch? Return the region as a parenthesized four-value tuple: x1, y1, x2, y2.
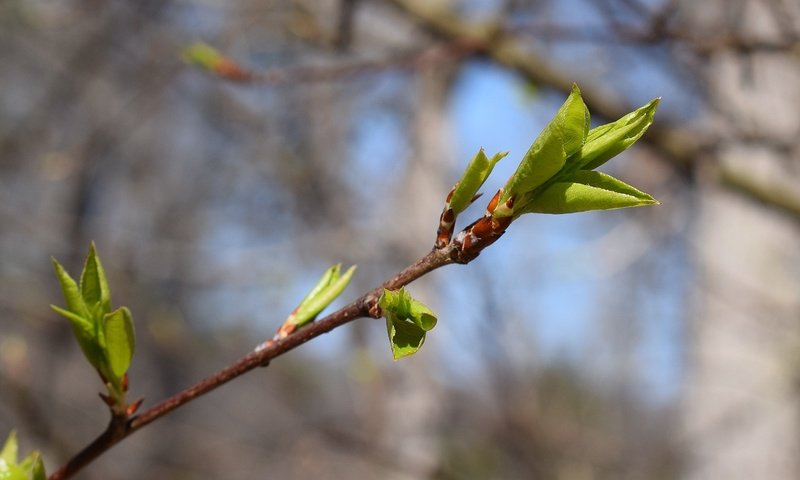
(48, 245, 458, 480)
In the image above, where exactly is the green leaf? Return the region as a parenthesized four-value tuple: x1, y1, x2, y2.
(0, 433, 45, 480)
(0, 463, 28, 480)
(579, 97, 660, 171)
(27, 456, 45, 480)
(290, 265, 356, 327)
(379, 288, 437, 360)
(295, 265, 338, 313)
(496, 85, 589, 216)
(449, 148, 507, 215)
(181, 42, 223, 70)
(51, 258, 90, 320)
(50, 305, 105, 370)
(521, 170, 658, 214)
(79, 243, 111, 315)
(17, 453, 44, 480)
(102, 307, 135, 380)
(1, 432, 17, 465)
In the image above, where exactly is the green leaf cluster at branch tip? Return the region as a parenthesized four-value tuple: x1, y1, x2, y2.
(274, 264, 356, 340)
(439, 85, 658, 264)
(491, 84, 659, 218)
(51, 243, 135, 413)
(379, 288, 437, 360)
(0, 432, 46, 480)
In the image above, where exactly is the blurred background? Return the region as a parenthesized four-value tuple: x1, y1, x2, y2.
(1, 0, 799, 478)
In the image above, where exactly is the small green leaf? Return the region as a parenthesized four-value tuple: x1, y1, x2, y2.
(497, 85, 589, 216)
(17, 452, 45, 480)
(0, 433, 45, 480)
(1, 431, 17, 465)
(379, 288, 437, 360)
(290, 265, 357, 327)
(79, 243, 111, 315)
(449, 148, 507, 215)
(102, 307, 135, 380)
(51, 258, 90, 320)
(50, 305, 105, 370)
(0, 463, 28, 480)
(181, 42, 224, 70)
(385, 316, 427, 361)
(521, 170, 658, 214)
(560, 85, 591, 159)
(579, 97, 660, 171)
(27, 455, 45, 480)
(295, 264, 338, 313)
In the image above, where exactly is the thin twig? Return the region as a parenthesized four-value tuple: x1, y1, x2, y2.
(48, 245, 458, 480)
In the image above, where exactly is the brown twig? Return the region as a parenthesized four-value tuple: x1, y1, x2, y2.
(204, 38, 483, 85)
(48, 244, 461, 480)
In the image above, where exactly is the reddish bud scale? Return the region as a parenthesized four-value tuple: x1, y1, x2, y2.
(122, 373, 129, 393)
(445, 186, 456, 203)
(435, 207, 456, 249)
(99, 393, 115, 407)
(214, 59, 253, 82)
(126, 397, 144, 416)
(486, 189, 502, 215)
(455, 212, 512, 263)
(275, 322, 297, 340)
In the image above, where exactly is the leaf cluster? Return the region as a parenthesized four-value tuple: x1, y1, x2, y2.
(0, 432, 45, 480)
(51, 244, 135, 410)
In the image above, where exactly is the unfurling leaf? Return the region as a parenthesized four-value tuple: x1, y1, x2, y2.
(520, 170, 658, 214)
(495, 84, 589, 217)
(449, 148, 507, 215)
(0, 432, 46, 480)
(103, 307, 135, 380)
(79, 242, 111, 316)
(51, 258, 90, 320)
(579, 97, 660, 171)
(181, 42, 225, 71)
(1, 430, 17, 465)
(379, 288, 437, 360)
(287, 264, 357, 328)
(50, 304, 104, 371)
(51, 244, 137, 407)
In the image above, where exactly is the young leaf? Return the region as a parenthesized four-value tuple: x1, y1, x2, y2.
(294, 265, 338, 315)
(579, 97, 660, 171)
(0, 432, 46, 480)
(449, 148, 507, 215)
(496, 85, 589, 216)
(181, 42, 224, 71)
(50, 305, 105, 370)
(102, 307, 135, 379)
(79, 242, 111, 315)
(520, 170, 658, 214)
(289, 265, 357, 327)
(17, 453, 45, 480)
(379, 288, 437, 360)
(27, 455, 46, 480)
(51, 258, 90, 320)
(1, 431, 17, 465)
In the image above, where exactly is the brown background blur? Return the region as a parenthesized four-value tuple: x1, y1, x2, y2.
(1, 0, 799, 479)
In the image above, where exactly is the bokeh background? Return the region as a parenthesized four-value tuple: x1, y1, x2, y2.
(1, 0, 799, 478)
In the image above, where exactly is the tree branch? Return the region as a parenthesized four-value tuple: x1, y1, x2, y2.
(48, 245, 458, 480)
